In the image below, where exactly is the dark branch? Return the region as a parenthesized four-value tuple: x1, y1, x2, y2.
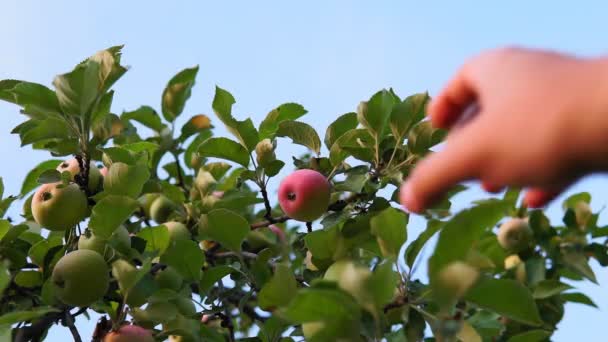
(63, 310, 82, 342)
(259, 187, 274, 221)
(173, 153, 189, 197)
(250, 215, 289, 230)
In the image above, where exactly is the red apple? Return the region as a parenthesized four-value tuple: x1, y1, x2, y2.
(278, 169, 330, 222)
(104, 324, 154, 342)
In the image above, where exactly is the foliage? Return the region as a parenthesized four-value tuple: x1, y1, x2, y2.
(0, 46, 605, 341)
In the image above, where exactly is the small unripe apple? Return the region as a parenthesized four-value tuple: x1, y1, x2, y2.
(194, 170, 216, 195)
(504, 254, 522, 270)
(78, 225, 130, 257)
(278, 169, 331, 222)
(190, 114, 211, 129)
(436, 261, 479, 299)
(51, 250, 109, 307)
(150, 195, 177, 223)
(255, 138, 276, 166)
(268, 224, 286, 244)
(155, 266, 183, 291)
(138, 193, 161, 218)
(57, 158, 102, 193)
(324, 260, 371, 302)
(103, 324, 154, 342)
(497, 218, 533, 253)
(163, 221, 191, 243)
(32, 183, 88, 231)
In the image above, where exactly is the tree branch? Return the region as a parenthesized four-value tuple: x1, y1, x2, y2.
(250, 215, 290, 230)
(173, 153, 189, 197)
(63, 310, 82, 342)
(259, 187, 274, 221)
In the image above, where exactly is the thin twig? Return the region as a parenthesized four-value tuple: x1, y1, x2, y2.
(259, 187, 274, 221)
(173, 153, 189, 197)
(64, 310, 82, 342)
(250, 215, 290, 229)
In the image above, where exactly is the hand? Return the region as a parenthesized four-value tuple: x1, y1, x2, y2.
(400, 47, 608, 213)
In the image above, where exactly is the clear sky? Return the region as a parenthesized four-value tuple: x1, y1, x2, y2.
(1, 1, 607, 341)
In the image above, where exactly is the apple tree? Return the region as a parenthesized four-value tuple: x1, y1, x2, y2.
(0, 46, 605, 341)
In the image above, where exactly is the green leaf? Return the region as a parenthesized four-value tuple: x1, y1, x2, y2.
(366, 261, 400, 309)
(405, 219, 443, 268)
(103, 162, 150, 198)
(199, 265, 238, 294)
(357, 89, 395, 139)
(18, 118, 72, 146)
(137, 225, 170, 253)
(53, 58, 100, 117)
(1, 224, 27, 244)
(204, 209, 250, 252)
(21, 160, 64, 196)
(465, 278, 542, 326)
(324, 112, 358, 149)
(4, 81, 62, 117)
(304, 226, 340, 260)
(180, 114, 212, 141)
(89, 195, 139, 239)
(0, 307, 59, 325)
(562, 192, 591, 209)
(506, 330, 551, 342)
(283, 288, 361, 323)
(370, 207, 408, 257)
(333, 165, 369, 193)
(161, 239, 204, 281)
(258, 263, 298, 310)
(212, 86, 260, 151)
(198, 137, 250, 167)
(407, 120, 446, 155)
(14, 270, 42, 288)
(532, 280, 572, 299)
(562, 249, 597, 283)
(259, 102, 308, 140)
(429, 200, 508, 278)
(561, 292, 598, 308)
(91, 90, 114, 127)
(37, 169, 62, 185)
(162, 66, 199, 122)
(0, 263, 8, 295)
(389, 93, 429, 141)
(276, 121, 321, 155)
(122, 106, 165, 132)
(329, 128, 375, 165)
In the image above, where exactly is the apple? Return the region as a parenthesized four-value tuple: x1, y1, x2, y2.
(436, 261, 479, 299)
(150, 195, 177, 223)
(497, 218, 533, 253)
(78, 225, 130, 257)
(31, 183, 88, 231)
(104, 324, 154, 342)
(57, 158, 102, 193)
(51, 250, 109, 307)
(255, 138, 276, 166)
(268, 224, 286, 244)
(138, 193, 161, 218)
(504, 254, 522, 270)
(324, 260, 371, 303)
(163, 221, 191, 243)
(194, 169, 216, 194)
(574, 201, 593, 228)
(155, 266, 183, 291)
(278, 169, 331, 222)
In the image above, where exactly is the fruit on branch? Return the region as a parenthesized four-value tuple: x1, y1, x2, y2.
(163, 221, 191, 243)
(436, 261, 479, 299)
(56, 158, 102, 193)
(31, 183, 88, 231)
(324, 260, 371, 303)
(51, 249, 109, 307)
(255, 138, 276, 166)
(103, 324, 154, 342)
(504, 254, 522, 269)
(278, 169, 331, 222)
(155, 266, 183, 291)
(268, 224, 286, 243)
(138, 193, 161, 218)
(194, 169, 216, 194)
(150, 195, 178, 223)
(497, 218, 533, 253)
(78, 225, 131, 257)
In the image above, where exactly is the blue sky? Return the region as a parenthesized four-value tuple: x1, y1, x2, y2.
(1, 1, 607, 340)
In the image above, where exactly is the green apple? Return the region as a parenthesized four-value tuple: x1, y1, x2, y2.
(150, 195, 177, 223)
(302, 321, 324, 340)
(155, 266, 183, 291)
(278, 169, 330, 222)
(194, 169, 216, 194)
(138, 193, 161, 218)
(31, 183, 88, 231)
(103, 324, 154, 342)
(504, 254, 522, 269)
(51, 250, 109, 307)
(436, 261, 479, 299)
(163, 221, 191, 243)
(78, 225, 130, 257)
(574, 201, 593, 228)
(57, 158, 102, 193)
(324, 260, 371, 303)
(498, 218, 533, 253)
